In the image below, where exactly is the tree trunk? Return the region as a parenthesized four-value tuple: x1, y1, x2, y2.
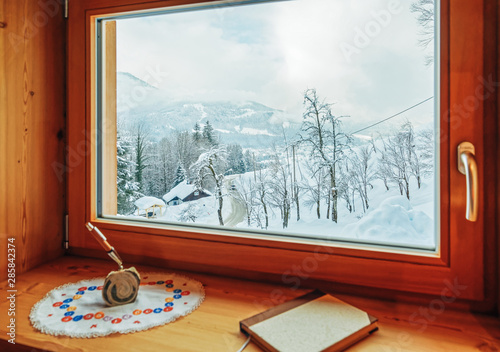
(263, 202, 269, 229)
(330, 167, 337, 223)
(360, 192, 366, 213)
(383, 178, 389, 191)
(217, 187, 224, 226)
(332, 190, 337, 223)
(351, 188, 356, 213)
(326, 192, 330, 220)
(295, 186, 300, 221)
(405, 179, 410, 200)
(283, 190, 289, 229)
(284, 209, 287, 228)
(260, 193, 269, 229)
(363, 183, 369, 210)
(293, 145, 300, 221)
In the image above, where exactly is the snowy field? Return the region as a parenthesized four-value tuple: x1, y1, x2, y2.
(124, 166, 435, 250)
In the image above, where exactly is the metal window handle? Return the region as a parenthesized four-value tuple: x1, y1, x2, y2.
(457, 142, 478, 222)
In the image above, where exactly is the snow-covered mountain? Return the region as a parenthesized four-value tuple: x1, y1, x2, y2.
(117, 72, 301, 148)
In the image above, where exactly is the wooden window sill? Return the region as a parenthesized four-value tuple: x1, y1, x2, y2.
(1, 256, 499, 352)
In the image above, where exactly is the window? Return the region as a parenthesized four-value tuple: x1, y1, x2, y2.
(67, 0, 495, 302)
(99, 0, 437, 251)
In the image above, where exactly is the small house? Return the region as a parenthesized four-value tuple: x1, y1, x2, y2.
(163, 181, 211, 206)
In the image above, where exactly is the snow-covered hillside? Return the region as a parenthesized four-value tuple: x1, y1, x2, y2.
(117, 72, 301, 148)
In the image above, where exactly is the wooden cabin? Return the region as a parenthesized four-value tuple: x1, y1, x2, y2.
(1, 1, 500, 351)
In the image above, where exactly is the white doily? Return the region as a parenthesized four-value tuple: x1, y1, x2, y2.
(29, 272, 205, 338)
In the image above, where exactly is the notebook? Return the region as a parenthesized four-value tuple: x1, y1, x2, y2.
(240, 290, 378, 352)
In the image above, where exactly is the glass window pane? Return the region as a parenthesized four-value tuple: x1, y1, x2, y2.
(98, 0, 438, 250)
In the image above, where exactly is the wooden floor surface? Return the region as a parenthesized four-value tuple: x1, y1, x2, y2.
(0, 256, 499, 351)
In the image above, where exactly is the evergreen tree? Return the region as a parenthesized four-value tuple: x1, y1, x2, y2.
(134, 124, 150, 191)
(172, 165, 186, 188)
(202, 121, 217, 146)
(193, 122, 202, 142)
(238, 159, 247, 174)
(226, 144, 246, 175)
(117, 134, 142, 215)
(244, 150, 254, 172)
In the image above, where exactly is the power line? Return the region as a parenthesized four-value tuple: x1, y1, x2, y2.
(348, 96, 434, 136)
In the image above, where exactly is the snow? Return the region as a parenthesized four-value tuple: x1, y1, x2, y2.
(240, 127, 276, 136)
(134, 196, 165, 209)
(232, 109, 256, 119)
(129, 163, 435, 250)
(342, 196, 432, 247)
(191, 103, 208, 120)
(353, 134, 372, 140)
(163, 197, 218, 224)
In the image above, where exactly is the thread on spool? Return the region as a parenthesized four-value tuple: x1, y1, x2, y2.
(102, 267, 140, 306)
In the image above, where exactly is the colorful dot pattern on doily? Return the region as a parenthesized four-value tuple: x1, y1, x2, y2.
(51, 281, 192, 324)
(30, 273, 204, 338)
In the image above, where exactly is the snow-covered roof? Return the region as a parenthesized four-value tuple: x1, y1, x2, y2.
(163, 181, 210, 203)
(134, 196, 166, 210)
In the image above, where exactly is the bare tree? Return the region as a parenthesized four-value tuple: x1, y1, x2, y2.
(268, 148, 291, 229)
(302, 159, 325, 219)
(255, 165, 270, 229)
(174, 131, 201, 180)
(378, 122, 417, 200)
(233, 177, 256, 227)
(190, 146, 227, 226)
(292, 144, 300, 221)
(376, 161, 392, 191)
(411, 0, 435, 66)
(337, 161, 355, 213)
(143, 137, 179, 198)
(300, 89, 350, 223)
(415, 128, 434, 183)
(348, 145, 376, 212)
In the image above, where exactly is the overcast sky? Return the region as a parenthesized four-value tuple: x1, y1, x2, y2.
(116, 0, 435, 131)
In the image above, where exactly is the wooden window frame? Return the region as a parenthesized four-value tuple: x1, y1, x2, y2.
(67, 0, 497, 304)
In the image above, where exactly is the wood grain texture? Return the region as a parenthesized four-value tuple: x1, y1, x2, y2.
(0, 0, 65, 282)
(102, 20, 117, 215)
(496, 0, 500, 317)
(0, 256, 499, 352)
(479, 0, 499, 316)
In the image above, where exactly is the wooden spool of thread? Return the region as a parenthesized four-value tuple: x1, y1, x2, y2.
(102, 267, 141, 306)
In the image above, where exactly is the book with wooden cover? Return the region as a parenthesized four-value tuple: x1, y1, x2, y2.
(240, 290, 378, 352)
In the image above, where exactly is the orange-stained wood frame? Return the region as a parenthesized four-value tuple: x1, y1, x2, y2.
(101, 20, 118, 216)
(66, 0, 496, 303)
